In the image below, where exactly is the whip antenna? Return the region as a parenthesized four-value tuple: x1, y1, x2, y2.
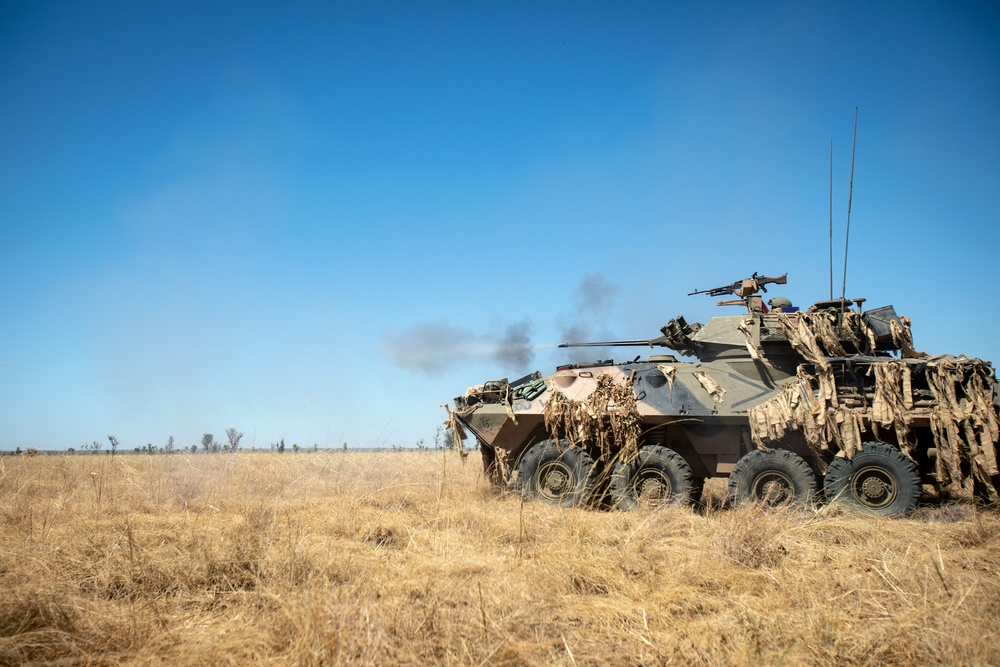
(829, 138, 833, 300)
(840, 106, 858, 302)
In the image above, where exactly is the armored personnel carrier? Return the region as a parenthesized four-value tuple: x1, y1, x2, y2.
(447, 273, 1000, 516)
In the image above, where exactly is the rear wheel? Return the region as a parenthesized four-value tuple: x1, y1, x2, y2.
(824, 441, 920, 516)
(516, 440, 595, 507)
(729, 449, 817, 506)
(609, 445, 697, 510)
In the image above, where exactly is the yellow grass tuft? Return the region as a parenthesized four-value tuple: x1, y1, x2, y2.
(0, 451, 998, 665)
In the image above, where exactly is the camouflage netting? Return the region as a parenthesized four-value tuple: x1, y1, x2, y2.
(869, 362, 915, 457)
(543, 372, 641, 464)
(776, 309, 925, 361)
(926, 360, 1000, 500)
(891, 315, 925, 358)
(749, 357, 1000, 499)
(442, 404, 467, 457)
(747, 365, 861, 474)
(749, 312, 1000, 498)
(493, 446, 511, 485)
(780, 311, 856, 364)
(446, 379, 522, 460)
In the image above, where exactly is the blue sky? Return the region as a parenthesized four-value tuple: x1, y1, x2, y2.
(2, 1, 998, 451)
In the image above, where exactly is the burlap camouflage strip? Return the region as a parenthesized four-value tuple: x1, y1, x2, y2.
(737, 316, 768, 363)
(749, 357, 1000, 498)
(925, 360, 999, 500)
(543, 372, 641, 464)
(692, 370, 727, 404)
(775, 310, 918, 362)
(443, 403, 468, 458)
(891, 316, 926, 359)
(747, 365, 862, 474)
(869, 361, 915, 457)
(656, 364, 676, 390)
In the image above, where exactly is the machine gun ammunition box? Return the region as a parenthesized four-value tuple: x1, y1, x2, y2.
(862, 305, 901, 349)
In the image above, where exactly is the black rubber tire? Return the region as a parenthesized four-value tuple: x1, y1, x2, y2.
(729, 449, 817, 507)
(481, 446, 504, 488)
(823, 441, 921, 516)
(515, 440, 596, 507)
(609, 445, 697, 510)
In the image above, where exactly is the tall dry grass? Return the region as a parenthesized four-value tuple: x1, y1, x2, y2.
(0, 451, 998, 666)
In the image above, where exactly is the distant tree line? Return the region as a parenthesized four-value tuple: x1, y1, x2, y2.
(6, 425, 476, 455)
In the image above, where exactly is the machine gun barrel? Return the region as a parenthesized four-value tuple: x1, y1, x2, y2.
(688, 283, 738, 297)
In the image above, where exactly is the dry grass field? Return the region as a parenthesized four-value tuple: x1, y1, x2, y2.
(1, 450, 998, 666)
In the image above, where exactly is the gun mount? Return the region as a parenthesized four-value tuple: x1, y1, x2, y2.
(558, 316, 703, 358)
(689, 272, 788, 312)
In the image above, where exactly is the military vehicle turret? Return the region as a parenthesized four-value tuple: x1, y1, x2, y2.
(447, 273, 1000, 516)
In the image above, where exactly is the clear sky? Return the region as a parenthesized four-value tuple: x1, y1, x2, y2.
(2, 1, 998, 451)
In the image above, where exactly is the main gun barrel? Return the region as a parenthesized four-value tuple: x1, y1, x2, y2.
(558, 339, 659, 348)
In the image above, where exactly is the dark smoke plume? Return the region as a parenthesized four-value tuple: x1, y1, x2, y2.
(558, 273, 619, 360)
(380, 319, 534, 376)
(493, 319, 532, 368)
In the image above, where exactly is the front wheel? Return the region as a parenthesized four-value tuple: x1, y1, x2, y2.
(824, 441, 920, 516)
(729, 449, 817, 507)
(609, 445, 697, 510)
(516, 440, 595, 507)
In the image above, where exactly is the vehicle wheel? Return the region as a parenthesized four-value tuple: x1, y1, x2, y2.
(516, 440, 596, 507)
(481, 446, 504, 488)
(823, 441, 921, 516)
(729, 449, 817, 506)
(609, 445, 697, 510)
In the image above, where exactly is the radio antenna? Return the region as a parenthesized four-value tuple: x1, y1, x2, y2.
(840, 106, 858, 303)
(829, 138, 833, 300)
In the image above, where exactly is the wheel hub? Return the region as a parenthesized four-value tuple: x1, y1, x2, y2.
(753, 471, 794, 504)
(543, 469, 568, 494)
(851, 465, 898, 509)
(861, 476, 888, 500)
(638, 478, 667, 500)
(760, 479, 791, 503)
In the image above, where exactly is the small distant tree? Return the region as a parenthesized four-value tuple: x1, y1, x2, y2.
(189, 444, 197, 454)
(201, 434, 214, 453)
(67, 447, 76, 454)
(417, 438, 426, 451)
(107, 435, 119, 457)
(434, 424, 455, 450)
(225, 428, 244, 453)
(90, 440, 102, 454)
(165, 436, 174, 454)
(276, 439, 285, 454)
(292, 443, 300, 453)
